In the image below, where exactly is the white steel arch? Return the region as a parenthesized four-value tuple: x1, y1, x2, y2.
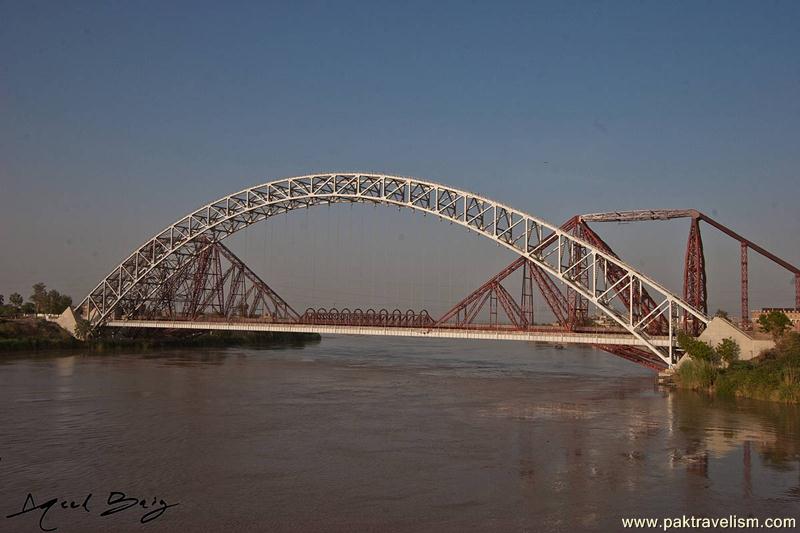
(78, 173, 708, 365)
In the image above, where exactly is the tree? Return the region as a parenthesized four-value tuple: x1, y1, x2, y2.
(757, 310, 792, 340)
(9, 293, 23, 308)
(714, 309, 729, 320)
(74, 316, 91, 340)
(0, 294, 4, 306)
(30, 283, 48, 313)
(21, 302, 35, 315)
(45, 289, 72, 314)
(716, 337, 740, 366)
(58, 293, 72, 314)
(678, 332, 720, 365)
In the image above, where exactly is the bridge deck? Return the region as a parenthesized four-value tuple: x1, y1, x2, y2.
(105, 320, 672, 347)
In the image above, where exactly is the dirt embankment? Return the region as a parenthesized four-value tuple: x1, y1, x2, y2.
(0, 318, 81, 351)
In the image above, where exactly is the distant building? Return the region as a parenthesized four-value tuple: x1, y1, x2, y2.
(751, 308, 800, 331)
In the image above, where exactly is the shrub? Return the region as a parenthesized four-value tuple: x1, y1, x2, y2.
(676, 359, 718, 390)
(677, 332, 719, 365)
(675, 331, 800, 403)
(716, 337, 740, 366)
(776, 331, 800, 362)
(757, 310, 792, 340)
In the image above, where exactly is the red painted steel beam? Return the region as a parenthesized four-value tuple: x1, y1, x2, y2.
(575, 220, 668, 334)
(741, 243, 749, 328)
(528, 260, 570, 328)
(521, 261, 535, 326)
(580, 209, 799, 275)
(439, 243, 665, 369)
(134, 239, 299, 323)
(579, 208, 800, 325)
(594, 345, 668, 371)
(214, 242, 299, 321)
(696, 213, 799, 275)
(796, 273, 800, 310)
(434, 257, 529, 327)
(683, 218, 707, 334)
(299, 308, 434, 327)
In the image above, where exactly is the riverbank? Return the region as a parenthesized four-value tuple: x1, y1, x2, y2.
(0, 318, 321, 353)
(675, 332, 800, 403)
(0, 318, 82, 351)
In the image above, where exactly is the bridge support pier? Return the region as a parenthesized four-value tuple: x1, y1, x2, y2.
(741, 243, 749, 329)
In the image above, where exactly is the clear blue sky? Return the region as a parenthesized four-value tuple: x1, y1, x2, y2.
(1, 1, 798, 318)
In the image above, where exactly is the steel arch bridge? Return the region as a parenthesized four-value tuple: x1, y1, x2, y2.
(78, 173, 710, 368)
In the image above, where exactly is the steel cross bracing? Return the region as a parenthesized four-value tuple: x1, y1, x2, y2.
(434, 257, 533, 329)
(432, 254, 668, 370)
(117, 238, 299, 323)
(683, 218, 707, 334)
(581, 208, 800, 329)
(119, 243, 670, 370)
(79, 174, 708, 366)
(560, 216, 669, 335)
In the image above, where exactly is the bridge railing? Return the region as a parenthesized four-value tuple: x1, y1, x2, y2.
(298, 308, 435, 328)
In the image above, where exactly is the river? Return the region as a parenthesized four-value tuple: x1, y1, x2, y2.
(1, 336, 798, 532)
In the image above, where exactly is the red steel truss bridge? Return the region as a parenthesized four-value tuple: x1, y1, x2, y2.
(76, 174, 799, 371)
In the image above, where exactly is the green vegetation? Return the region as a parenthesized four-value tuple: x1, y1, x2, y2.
(757, 310, 793, 340)
(0, 283, 73, 318)
(0, 318, 83, 351)
(29, 282, 73, 314)
(1, 282, 321, 353)
(677, 331, 720, 365)
(716, 337, 741, 366)
(675, 315, 800, 404)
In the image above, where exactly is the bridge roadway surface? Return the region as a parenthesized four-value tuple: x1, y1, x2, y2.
(105, 320, 673, 347)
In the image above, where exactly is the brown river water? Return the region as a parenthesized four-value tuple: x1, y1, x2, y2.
(0, 336, 798, 532)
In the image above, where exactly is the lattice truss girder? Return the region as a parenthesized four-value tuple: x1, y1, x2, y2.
(435, 257, 533, 329)
(436, 255, 669, 370)
(80, 174, 709, 366)
(562, 217, 669, 335)
(110, 239, 298, 322)
(683, 218, 708, 334)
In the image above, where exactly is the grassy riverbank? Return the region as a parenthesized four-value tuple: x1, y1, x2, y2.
(0, 318, 83, 351)
(675, 332, 800, 404)
(0, 318, 321, 353)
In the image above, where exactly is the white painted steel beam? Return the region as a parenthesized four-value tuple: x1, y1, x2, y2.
(106, 320, 673, 347)
(80, 174, 709, 367)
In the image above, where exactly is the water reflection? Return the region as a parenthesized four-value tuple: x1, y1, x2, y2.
(0, 336, 797, 532)
(672, 389, 800, 464)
